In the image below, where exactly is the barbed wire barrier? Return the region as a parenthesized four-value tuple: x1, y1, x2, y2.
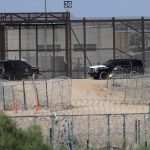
(8, 113, 150, 150)
(0, 77, 72, 113)
(2, 76, 150, 149)
(107, 74, 150, 104)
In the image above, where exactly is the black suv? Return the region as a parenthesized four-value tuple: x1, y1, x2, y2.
(0, 60, 40, 80)
(88, 59, 144, 79)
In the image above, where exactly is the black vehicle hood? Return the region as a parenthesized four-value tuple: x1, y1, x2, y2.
(31, 66, 40, 73)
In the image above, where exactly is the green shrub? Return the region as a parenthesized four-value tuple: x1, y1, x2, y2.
(0, 112, 53, 150)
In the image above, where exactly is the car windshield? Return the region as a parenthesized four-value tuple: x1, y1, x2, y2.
(102, 60, 114, 67)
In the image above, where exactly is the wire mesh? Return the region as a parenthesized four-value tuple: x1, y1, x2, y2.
(1, 76, 150, 149)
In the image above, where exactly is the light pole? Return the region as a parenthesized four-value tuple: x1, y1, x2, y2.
(44, 0, 47, 13)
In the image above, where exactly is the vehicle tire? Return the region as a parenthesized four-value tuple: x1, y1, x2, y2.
(7, 74, 15, 81)
(32, 73, 38, 79)
(100, 71, 107, 79)
(130, 71, 137, 78)
(113, 66, 122, 74)
(93, 77, 99, 80)
(2, 66, 5, 74)
(34, 74, 38, 79)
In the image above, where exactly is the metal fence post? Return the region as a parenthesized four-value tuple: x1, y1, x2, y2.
(112, 17, 116, 59)
(135, 119, 141, 144)
(32, 77, 39, 106)
(2, 83, 5, 111)
(45, 80, 48, 108)
(87, 115, 90, 150)
(22, 80, 27, 110)
(50, 113, 57, 147)
(123, 114, 126, 150)
(107, 114, 111, 150)
(68, 121, 73, 150)
(144, 114, 147, 150)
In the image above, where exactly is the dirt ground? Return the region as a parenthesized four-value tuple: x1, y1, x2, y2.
(3, 78, 149, 148)
(5, 78, 149, 116)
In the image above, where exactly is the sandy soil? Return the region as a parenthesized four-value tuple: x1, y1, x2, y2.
(4, 78, 148, 116)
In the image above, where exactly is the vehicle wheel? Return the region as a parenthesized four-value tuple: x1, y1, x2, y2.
(113, 66, 122, 74)
(93, 77, 99, 80)
(100, 71, 107, 79)
(130, 71, 137, 78)
(32, 73, 38, 79)
(7, 74, 15, 81)
(2, 66, 5, 74)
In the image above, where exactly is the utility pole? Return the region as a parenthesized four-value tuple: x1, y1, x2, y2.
(45, 0, 47, 13)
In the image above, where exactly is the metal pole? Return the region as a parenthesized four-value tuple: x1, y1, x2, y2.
(22, 80, 27, 110)
(141, 16, 145, 64)
(83, 17, 87, 78)
(44, 0, 47, 13)
(36, 25, 38, 67)
(112, 17, 116, 59)
(87, 115, 90, 150)
(138, 120, 140, 144)
(2, 83, 5, 111)
(123, 114, 126, 150)
(19, 24, 21, 60)
(144, 114, 147, 150)
(107, 114, 111, 150)
(65, 12, 69, 77)
(45, 80, 49, 108)
(52, 25, 55, 78)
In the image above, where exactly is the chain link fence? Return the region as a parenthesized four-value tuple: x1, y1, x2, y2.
(0, 76, 150, 149)
(9, 113, 150, 150)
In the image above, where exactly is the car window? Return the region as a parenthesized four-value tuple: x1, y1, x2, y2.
(103, 60, 115, 67)
(131, 60, 143, 66)
(119, 60, 131, 66)
(4, 61, 13, 68)
(0, 63, 4, 72)
(21, 61, 30, 67)
(13, 61, 22, 67)
(13, 61, 30, 68)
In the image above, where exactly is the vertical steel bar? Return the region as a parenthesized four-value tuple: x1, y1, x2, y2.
(19, 24, 21, 60)
(65, 12, 69, 77)
(45, 80, 48, 108)
(69, 13, 72, 78)
(52, 24, 55, 78)
(83, 17, 87, 78)
(0, 25, 5, 60)
(36, 25, 38, 66)
(112, 17, 116, 59)
(141, 16, 145, 64)
(65, 12, 71, 77)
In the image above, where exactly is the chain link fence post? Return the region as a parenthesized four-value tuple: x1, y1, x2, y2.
(22, 80, 27, 110)
(107, 114, 111, 150)
(2, 82, 5, 111)
(123, 114, 126, 150)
